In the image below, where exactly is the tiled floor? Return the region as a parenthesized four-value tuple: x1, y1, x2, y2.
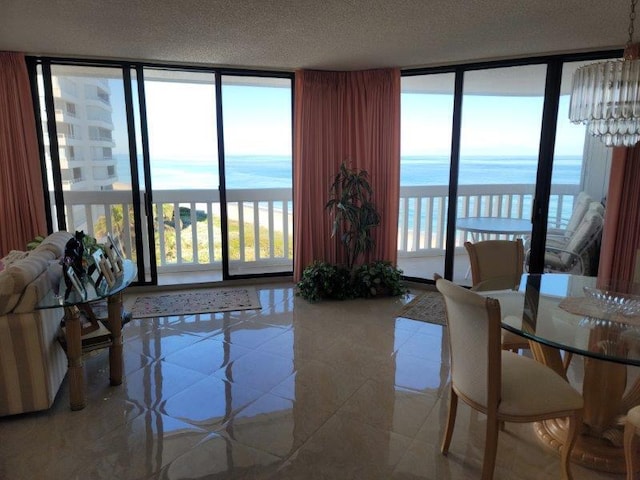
(0, 282, 626, 479)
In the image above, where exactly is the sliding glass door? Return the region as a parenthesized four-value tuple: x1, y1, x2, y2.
(220, 75, 293, 277)
(35, 60, 294, 285)
(39, 64, 145, 281)
(455, 65, 546, 285)
(398, 73, 455, 281)
(143, 69, 222, 283)
(399, 50, 619, 284)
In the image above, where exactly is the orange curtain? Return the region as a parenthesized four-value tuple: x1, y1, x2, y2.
(598, 145, 640, 284)
(293, 69, 400, 281)
(0, 52, 47, 256)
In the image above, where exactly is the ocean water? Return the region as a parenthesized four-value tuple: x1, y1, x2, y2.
(116, 154, 582, 189)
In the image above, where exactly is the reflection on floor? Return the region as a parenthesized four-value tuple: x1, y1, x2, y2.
(0, 283, 623, 479)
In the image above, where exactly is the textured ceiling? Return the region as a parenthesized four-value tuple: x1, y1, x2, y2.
(0, 0, 631, 70)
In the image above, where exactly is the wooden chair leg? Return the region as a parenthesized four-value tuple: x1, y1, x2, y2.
(481, 415, 499, 480)
(441, 388, 458, 455)
(625, 420, 639, 480)
(561, 413, 580, 480)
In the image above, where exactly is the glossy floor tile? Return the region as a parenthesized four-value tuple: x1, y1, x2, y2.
(0, 282, 627, 479)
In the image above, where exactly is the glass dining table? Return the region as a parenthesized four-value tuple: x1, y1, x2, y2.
(481, 273, 640, 473)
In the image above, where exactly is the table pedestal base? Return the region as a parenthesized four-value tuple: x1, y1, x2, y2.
(534, 419, 630, 473)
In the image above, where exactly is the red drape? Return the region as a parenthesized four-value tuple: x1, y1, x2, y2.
(598, 145, 640, 284)
(0, 52, 47, 256)
(293, 69, 400, 281)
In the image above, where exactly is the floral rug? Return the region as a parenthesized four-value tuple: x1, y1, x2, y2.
(398, 290, 447, 326)
(131, 287, 261, 319)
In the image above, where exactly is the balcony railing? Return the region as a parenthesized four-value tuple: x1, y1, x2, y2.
(59, 183, 579, 275)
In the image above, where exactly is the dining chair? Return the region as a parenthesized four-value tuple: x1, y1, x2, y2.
(436, 278, 583, 480)
(625, 405, 640, 480)
(464, 239, 529, 353)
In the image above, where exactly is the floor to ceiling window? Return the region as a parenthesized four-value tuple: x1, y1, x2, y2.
(398, 73, 455, 281)
(142, 69, 221, 282)
(38, 64, 142, 275)
(33, 60, 293, 285)
(221, 75, 293, 277)
(455, 64, 546, 285)
(546, 61, 612, 277)
(400, 51, 619, 283)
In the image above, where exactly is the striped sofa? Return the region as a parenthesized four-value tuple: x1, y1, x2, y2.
(0, 231, 72, 416)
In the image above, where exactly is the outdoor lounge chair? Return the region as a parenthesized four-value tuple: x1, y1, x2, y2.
(542, 203, 604, 275)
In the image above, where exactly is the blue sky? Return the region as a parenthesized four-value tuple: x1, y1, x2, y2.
(110, 80, 586, 159)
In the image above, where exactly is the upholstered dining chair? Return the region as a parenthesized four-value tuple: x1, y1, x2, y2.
(436, 278, 583, 480)
(464, 239, 529, 353)
(625, 405, 640, 480)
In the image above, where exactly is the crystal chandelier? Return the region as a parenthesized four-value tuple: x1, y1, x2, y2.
(569, 0, 640, 147)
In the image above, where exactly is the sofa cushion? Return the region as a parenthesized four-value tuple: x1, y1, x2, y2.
(0, 250, 29, 273)
(35, 231, 73, 258)
(0, 251, 56, 315)
(13, 263, 61, 314)
(0, 270, 17, 315)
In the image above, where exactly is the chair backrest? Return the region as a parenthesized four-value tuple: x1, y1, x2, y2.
(436, 278, 502, 410)
(464, 239, 524, 291)
(564, 191, 593, 235)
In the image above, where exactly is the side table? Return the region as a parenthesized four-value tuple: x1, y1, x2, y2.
(37, 259, 137, 411)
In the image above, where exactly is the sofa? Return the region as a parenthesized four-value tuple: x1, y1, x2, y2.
(0, 231, 72, 416)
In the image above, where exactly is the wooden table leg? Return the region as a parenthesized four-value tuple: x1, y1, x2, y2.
(64, 306, 86, 411)
(108, 292, 123, 386)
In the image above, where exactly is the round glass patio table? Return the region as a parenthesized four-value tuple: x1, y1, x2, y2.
(456, 216, 531, 240)
(481, 273, 640, 473)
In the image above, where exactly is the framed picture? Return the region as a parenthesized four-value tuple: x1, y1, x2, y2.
(90, 250, 104, 286)
(99, 253, 116, 287)
(107, 232, 125, 259)
(105, 233, 123, 275)
(66, 266, 86, 301)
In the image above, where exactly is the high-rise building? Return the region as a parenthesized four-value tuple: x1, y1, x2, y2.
(50, 76, 117, 191)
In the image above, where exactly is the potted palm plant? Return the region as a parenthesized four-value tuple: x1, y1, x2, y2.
(297, 161, 406, 301)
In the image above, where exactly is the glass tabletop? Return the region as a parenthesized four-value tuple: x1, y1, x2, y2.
(481, 273, 640, 367)
(37, 259, 137, 310)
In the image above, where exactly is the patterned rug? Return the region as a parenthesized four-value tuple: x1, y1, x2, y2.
(131, 287, 261, 319)
(398, 290, 447, 326)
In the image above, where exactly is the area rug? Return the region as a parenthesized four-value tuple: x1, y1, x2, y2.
(398, 290, 447, 326)
(131, 287, 261, 319)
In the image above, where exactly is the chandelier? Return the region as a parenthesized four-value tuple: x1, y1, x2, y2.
(569, 0, 640, 147)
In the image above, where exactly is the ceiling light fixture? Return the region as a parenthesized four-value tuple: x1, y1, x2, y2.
(569, 0, 640, 147)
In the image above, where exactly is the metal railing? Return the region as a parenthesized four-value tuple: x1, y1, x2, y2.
(58, 183, 579, 274)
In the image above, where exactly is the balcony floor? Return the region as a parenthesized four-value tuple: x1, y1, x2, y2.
(156, 253, 473, 288)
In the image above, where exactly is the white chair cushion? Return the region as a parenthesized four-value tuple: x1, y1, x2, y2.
(499, 351, 583, 417)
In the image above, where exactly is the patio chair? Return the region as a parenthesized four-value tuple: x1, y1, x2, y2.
(624, 405, 640, 480)
(547, 191, 593, 240)
(542, 203, 604, 275)
(464, 239, 529, 353)
(436, 278, 583, 480)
